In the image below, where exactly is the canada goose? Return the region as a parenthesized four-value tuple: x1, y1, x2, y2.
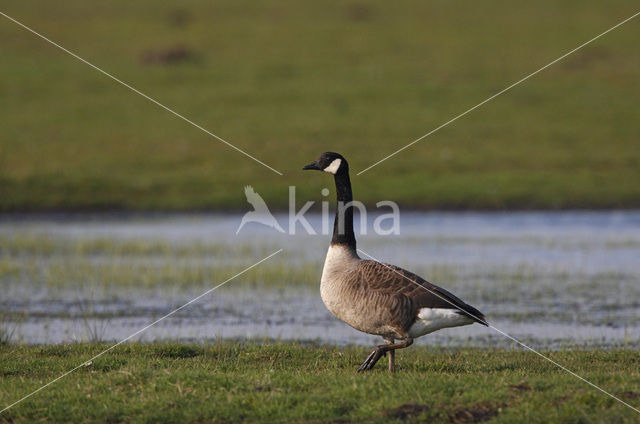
(303, 152, 488, 372)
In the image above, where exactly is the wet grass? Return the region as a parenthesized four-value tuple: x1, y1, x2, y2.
(0, 234, 277, 258)
(0, 314, 17, 346)
(3, 235, 638, 307)
(2, 230, 639, 327)
(0, 342, 639, 423)
(0, 258, 322, 291)
(0, 232, 315, 289)
(1, 0, 640, 211)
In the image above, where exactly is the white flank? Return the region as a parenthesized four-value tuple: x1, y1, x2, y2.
(408, 308, 474, 338)
(323, 158, 342, 174)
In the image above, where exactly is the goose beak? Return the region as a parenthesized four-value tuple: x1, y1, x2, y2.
(303, 161, 320, 170)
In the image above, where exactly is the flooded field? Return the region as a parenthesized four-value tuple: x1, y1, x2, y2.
(1, 211, 639, 349)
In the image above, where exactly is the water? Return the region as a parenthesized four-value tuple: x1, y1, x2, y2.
(1, 211, 639, 349)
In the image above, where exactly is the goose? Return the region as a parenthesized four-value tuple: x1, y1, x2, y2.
(303, 152, 488, 372)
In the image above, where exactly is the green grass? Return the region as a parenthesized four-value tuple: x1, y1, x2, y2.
(1, 0, 639, 211)
(0, 343, 639, 423)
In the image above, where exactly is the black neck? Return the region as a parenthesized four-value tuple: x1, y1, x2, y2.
(331, 171, 356, 249)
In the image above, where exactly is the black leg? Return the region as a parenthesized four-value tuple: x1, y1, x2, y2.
(358, 338, 413, 372)
(357, 346, 386, 372)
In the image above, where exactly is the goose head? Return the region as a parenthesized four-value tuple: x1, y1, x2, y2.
(303, 152, 348, 175)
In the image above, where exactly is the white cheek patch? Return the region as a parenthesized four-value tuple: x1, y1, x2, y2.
(323, 158, 342, 174)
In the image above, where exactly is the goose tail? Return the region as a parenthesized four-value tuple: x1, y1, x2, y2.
(455, 303, 489, 326)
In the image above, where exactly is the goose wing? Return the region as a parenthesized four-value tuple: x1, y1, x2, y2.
(355, 260, 488, 326)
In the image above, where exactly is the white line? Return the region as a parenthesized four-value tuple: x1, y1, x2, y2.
(356, 248, 640, 415)
(357, 10, 640, 175)
(0, 11, 283, 176)
(0, 249, 283, 415)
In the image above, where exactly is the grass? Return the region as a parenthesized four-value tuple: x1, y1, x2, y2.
(1, 0, 640, 211)
(0, 342, 639, 423)
(0, 233, 278, 258)
(0, 314, 17, 346)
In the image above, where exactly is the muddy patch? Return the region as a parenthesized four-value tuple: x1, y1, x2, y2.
(509, 381, 532, 393)
(166, 9, 192, 28)
(344, 3, 374, 22)
(383, 403, 430, 421)
(562, 46, 610, 71)
(623, 391, 640, 400)
(449, 402, 504, 423)
(141, 45, 195, 65)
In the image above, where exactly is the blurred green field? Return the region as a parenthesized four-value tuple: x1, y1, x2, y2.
(1, 0, 639, 211)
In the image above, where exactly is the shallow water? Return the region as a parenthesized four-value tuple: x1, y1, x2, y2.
(1, 211, 639, 348)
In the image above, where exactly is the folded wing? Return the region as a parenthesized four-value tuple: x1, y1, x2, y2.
(355, 260, 488, 326)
